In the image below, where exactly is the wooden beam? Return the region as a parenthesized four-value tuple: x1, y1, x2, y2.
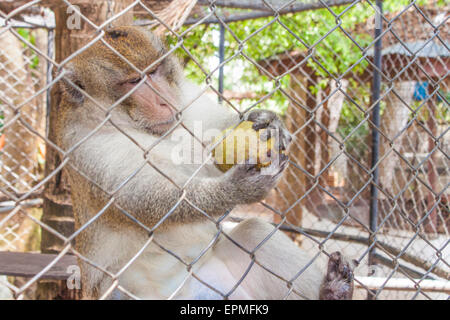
(0, 189, 43, 203)
(230, 216, 450, 280)
(355, 276, 450, 293)
(0, 252, 77, 280)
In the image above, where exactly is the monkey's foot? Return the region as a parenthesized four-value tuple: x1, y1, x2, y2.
(319, 251, 357, 300)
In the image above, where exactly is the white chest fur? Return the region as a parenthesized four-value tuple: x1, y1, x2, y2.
(90, 221, 232, 299)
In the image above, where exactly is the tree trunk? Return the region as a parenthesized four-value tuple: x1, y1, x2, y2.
(327, 79, 349, 187)
(267, 71, 316, 226)
(425, 86, 438, 233)
(37, 0, 133, 300)
(379, 81, 414, 197)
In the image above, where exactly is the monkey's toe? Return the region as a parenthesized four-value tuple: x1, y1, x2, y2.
(320, 251, 357, 300)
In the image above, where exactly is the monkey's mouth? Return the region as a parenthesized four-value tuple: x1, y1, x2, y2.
(144, 116, 178, 135)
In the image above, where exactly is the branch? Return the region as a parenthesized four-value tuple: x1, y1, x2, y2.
(228, 216, 450, 280)
(197, 0, 352, 11)
(223, 90, 262, 100)
(197, 0, 278, 11)
(372, 253, 434, 280)
(189, 0, 356, 24)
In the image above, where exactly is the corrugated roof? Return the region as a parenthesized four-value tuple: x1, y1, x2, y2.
(368, 41, 450, 58)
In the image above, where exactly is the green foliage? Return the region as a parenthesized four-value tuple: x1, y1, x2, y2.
(338, 100, 369, 159)
(168, 1, 445, 155)
(17, 28, 39, 69)
(172, 1, 414, 110)
(337, 77, 371, 158)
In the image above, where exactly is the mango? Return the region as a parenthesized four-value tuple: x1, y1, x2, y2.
(212, 121, 283, 172)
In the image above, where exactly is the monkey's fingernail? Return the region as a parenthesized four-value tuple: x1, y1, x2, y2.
(245, 157, 258, 168)
(260, 130, 271, 141)
(253, 123, 268, 131)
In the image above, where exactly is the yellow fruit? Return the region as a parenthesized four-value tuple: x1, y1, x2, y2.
(212, 121, 282, 172)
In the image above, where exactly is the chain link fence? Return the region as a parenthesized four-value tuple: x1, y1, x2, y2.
(0, 0, 448, 300)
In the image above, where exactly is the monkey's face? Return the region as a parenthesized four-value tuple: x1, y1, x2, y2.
(60, 26, 182, 136)
(119, 61, 179, 135)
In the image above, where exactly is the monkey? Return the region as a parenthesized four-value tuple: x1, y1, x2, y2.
(55, 26, 355, 300)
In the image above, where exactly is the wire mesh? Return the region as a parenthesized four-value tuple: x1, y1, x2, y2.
(0, 0, 448, 300)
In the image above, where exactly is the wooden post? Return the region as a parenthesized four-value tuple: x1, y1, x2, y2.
(269, 71, 315, 226)
(425, 86, 438, 233)
(317, 84, 330, 187)
(326, 79, 348, 187)
(379, 81, 414, 197)
(37, 0, 133, 300)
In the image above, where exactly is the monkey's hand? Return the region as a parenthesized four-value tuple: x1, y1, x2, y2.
(246, 109, 292, 151)
(225, 153, 289, 204)
(319, 252, 358, 300)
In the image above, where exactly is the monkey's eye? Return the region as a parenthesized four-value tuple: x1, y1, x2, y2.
(128, 77, 141, 84)
(148, 65, 160, 77)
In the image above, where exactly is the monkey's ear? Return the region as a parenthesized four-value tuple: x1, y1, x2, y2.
(59, 66, 85, 105)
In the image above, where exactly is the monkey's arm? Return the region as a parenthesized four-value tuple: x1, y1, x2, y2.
(118, 173, 239, 223)
(70, 126, 286, 228)
(115, 159, 286, 225)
